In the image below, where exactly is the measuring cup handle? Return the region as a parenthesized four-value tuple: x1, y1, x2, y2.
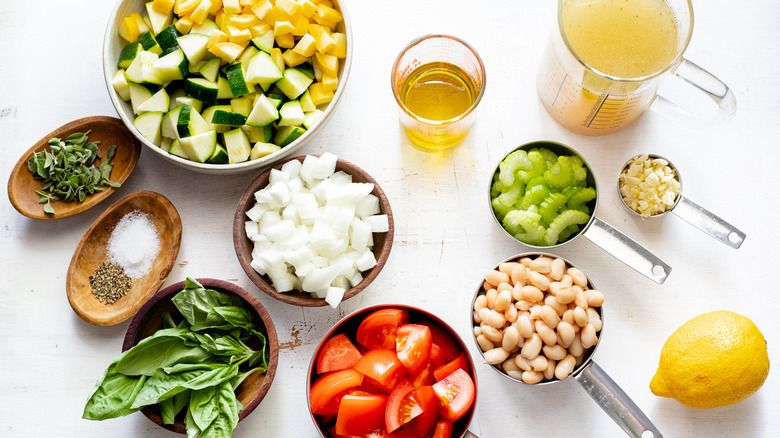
(584, 218, 671, 284)
(653, 58, 737, 128)
(673, 196, 746, 248)
(574, 362, 663, 438)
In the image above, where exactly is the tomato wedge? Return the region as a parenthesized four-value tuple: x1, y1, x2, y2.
(409, 361, 435, 389)
(395, 324, 432, 374)
(432, 420, 453, 438)
(420, 322, 460, 361)
(406, 385, 440, 438)
(357, 308, 410, 350)
(336, 391, 389, 436)
(354, 349, 408, 393)
(429, 343, 450, 369)
(433, 352, 470, 382)
(310, 369, 364, 415)
(318, 333, 363, 374)
(385, 380, 423, 433)
(432, 369, 475, 422)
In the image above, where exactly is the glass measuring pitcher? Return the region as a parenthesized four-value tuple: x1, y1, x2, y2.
(537, 0, 736, 136)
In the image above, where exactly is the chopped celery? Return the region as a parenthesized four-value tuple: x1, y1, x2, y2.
(541, 210, 590, 246)
(517, 150, 546, 183)
(543, 156, 574, 188)
(539, 193, 569, 225)
(567, 187, 597, 208)
(503, 210, 545, 245)
(521, 183, 550, 209)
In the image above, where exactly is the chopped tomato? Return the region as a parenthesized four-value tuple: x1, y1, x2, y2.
(317, 333, 363, 374)
(395, 324, 432, 374)
(336, 391, 389, 436)
(354, 349, 408, 393)
(310, 369, 364, 415)
(429, 343, 450, 369)
(432, 369, 475, 422)
(433, 352, 470, 382)
(420, 321, 460, 361)
(385, 380, 423, 433)
(432, 420, 453, 438)
(357, 308, 409, 350)
(406, 386, 440, 438)
(409, 361, 435, 389)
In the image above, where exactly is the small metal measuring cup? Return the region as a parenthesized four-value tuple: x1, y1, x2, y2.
(489, 141, 671, 284)
(618, 154, 746, 249)
(470, 253, 662, 438)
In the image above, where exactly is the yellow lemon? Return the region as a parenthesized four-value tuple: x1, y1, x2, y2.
(650, 310, 769, 409)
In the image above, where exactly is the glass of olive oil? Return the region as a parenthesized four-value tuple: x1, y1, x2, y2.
(391, 35, 486, 150)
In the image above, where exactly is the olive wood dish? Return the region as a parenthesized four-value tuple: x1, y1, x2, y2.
(233, 155, 394, 307)
(66, 191, 181, 326)
(7, 116, 141, 220)
(123, 278, 279, 433)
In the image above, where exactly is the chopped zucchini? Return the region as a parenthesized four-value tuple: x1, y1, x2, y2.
(138, 31, 162, 55)
(224, 63, 250, 97)
(272, 125, 306, 147)
(153, 48, 188, 82)
(125, 51, 163, 85)
(276, 67, 314, 100)
(278, 100, 304, 126)
(198, 58, 221, 82)
(184, 77, 218, 103)
(245, 94, 279, 127)
(223, 128, 251, 163)
(250, 142, 281, 160)
(180, 130, 217, 163)
(133, 111, 164, 144)
(177, 33, 210, 64)
(128, 82, 154, 114)
(118, 43, 142, 69)
(207, 144, 229, 164)
(245, 51, 283, 90)
(137, 87, 170, 113)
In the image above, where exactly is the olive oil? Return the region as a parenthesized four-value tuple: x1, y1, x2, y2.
(400, 62, 476, 122)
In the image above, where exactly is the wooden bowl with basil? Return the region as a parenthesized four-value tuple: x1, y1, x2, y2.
(83, 278, 279, 434)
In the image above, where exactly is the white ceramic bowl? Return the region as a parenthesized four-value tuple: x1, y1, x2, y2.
(102, 0, 353, 175)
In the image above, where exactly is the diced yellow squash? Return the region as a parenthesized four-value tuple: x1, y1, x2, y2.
(251, 1, 273, 20)
(239, 0, 257, 5)
(275, 0, 299, 15)
(131, 13, 151, 34)
(309, 82, 333, 105)
(292, 33, 317, 57)
(119, 16, 141, 43)
(175, 17, 194, 33)
(208, 29, 229, 47)
(299, 0, 318, 18)
(209, 42, 246, 63)
(215, 9, 225, 28)
(312, 14, 337, 29)
(223, 0, 242, 14)
(315, 4, 342, 23)
(274, 21, 295, 36)
(291, 14, 309, 36)
(248, 22, 272, 38)
(265, 5, 292, 23)
(153, 0, 176, 14)
(190, 0, 212, 23)
(269, 47, 285, 70)
(320, 73, 338, 91)
(229, 13, 260, 28)
(315, 52, 338, 76)
(178, 0, 202, 16)
(282, 49, 308, 67)
(208, 0, 224, 14)
(314, 28, 335, 53)
(227, 26, 252, 43)
(275, 32, 295, 48)
(328, 32, 347, 58)
(308, 23, 329, 40)
(317, 0, 334, 7)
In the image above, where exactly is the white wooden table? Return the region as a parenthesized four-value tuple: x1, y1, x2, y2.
(1, 0, 779, 436)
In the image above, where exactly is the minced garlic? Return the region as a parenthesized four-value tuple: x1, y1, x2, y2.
(619, 155, 681, 217)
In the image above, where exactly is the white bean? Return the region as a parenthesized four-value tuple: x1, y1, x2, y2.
(573, 290, 588, 309)
(569, 334, 584, 357)
(515, 300, 533, 311)
(504, 304, 518, 323)
(529, 256, 553, 274)
(497, 282, 513, 293)
(495, 289, 512, 311)
(585, 289, 605, 307)
(519, 257, 532, 267)
(530, 355, 548, 372)
(481, 324, 503, 343)
(587, 307, 603, 331)
(503, 356, 521, 372)
(540, 305, 560, 328)
(545, 295, 567, 316)
(573, 306, 588, 327)
(528, 270, 551, 291)
(567, 267, 588, 287)
(555, 287, 577, 304)
(521, 285, 544, 302)
(522, 370, 545, 384)
(581, 323, 598, 349)
(511, 264, 528, 286)
(473, 294, 487, 312)
(554, 354, 576, 380)
(499, 262, 519, 277)
(502, 326, 520, 351)
(473, 310, 481, 324)
(550, 258, 566, 281)
(484, 347, 510, 364)
(562, 309, 575, 326)
(485, 288, 498, 309)
(516, 314, 534, 338)
(479, 308, 506, 328)
(515, 354, 533, 371)
(544, 359, 557, 380)
(476, 334, 494, 352)
(485, 269, 510, 287)
(529, 305, 543, 321)
(520, 333, 543, 360)
(473, 326, 482, 337)
(535, 320, 558, 346)
(507, 370, 524, 381)
(542, 343, 567, 361)
(556, 321, 576, 348)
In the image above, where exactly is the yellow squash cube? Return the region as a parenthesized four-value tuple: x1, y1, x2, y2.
(320, 73, 338, 92)
(175, 17, 195, 33)
(314, 28, 336, 54)
(208, 29, 229, 47)
(152, 0, 176, 14)
(227, 26, 252, 43)
(223, 0, 242, 14)
(282, 49, 308, 67)
(209, 42, 246, 63)
(230, 13, 260, 28)
(269, 48, 285, 70)
(208, 0, 224, 14)
(328, 32, 347, 58)
(293, 33, 317, 57)
(249, 22, 272, 37)
(265, 5, 292, 23)
(189, 0, 212, 23)
(315, 4, 343, 23)
(274, 21, 295, 36)
(177, 0, 202, 16)
(299, 0, 318, 18)
(275, 32, 295, 48)
(251, 1, 273, 20)
(276, 0, 300, 15)
(315, 52, 338, 76)
(291, 14, 309, 36)
(308, 82, 334, 105)
(119, 16, 141, 43)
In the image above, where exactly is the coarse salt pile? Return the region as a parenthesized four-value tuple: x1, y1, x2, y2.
(245, 153, 389, 308)
(107, 210, 161, 279)
(619, 155, 681, 217)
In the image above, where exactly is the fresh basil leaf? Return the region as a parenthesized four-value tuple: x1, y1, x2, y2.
(82, 357, 147, 420)
(188, 381, 240, 438)
(161, 389, 190, 425)
(131, 363, 239, 409)
(172, 280, 237, 328)
(115, 329, 211, 377)
(188, 386, 219, 431)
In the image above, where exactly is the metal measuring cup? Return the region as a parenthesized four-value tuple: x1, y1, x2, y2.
(618, 154, 746, 249)
(469, 253, 662, 438)
(489, 141, 671, 284)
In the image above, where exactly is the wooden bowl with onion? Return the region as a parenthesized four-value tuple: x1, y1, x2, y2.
(123, 278, 279, 433)
(232, 155, 394, 307)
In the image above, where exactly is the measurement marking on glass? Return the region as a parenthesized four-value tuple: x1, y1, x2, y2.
(587, 95, 610, 127)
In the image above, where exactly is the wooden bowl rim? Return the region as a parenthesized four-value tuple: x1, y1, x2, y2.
(123, 278, 279, 433)
(233, 155, 395, 307)
(7, 115, 141, 220)
(66, 190, 182, 326)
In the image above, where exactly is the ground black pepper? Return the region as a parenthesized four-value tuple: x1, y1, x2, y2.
(89, 262, 133, 304)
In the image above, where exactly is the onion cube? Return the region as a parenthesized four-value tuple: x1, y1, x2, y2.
(293, 193, 319, 219)
(311, 256, 330, 268)
(356, 194, 380, 217)
(259, 211, 281, 229)
(319, 238, 348, 259)
(254, 189, 272, 205)
(327, 182, 374, 204)
(268, 268, 295, 292)
(301, 153, 337, 182)
(245, 220, 260, 239)
(355, 249, 377, 271)
(325, 286, 346, 308)
(348, 270, 363, 287)
(310, 178, 333, 203)
(331, 205, 356, 235)
(330, 171, 353, 186)
(287, 176, 304, 193)
(269, 168, 289, 185)
(265, 219, 296, 241)
(281, 159, 302, 178)
(268, 182, 291, 207)
(364, 214, 389, 233)
(245, 203, 268, 222)
(302, 266, 337, 292)
(295, 261, 316, 277)
(276, 227, 308, 250)
(332, 275, 351, 290)
(284, 245, 315, 267)
(282, 204, 300, 223)
(350, 218, 372, 250)
(311, 287, 329, 299)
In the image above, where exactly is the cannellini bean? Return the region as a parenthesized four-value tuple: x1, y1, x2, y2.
(482, 281, 493, 291)
(511, 264, 528, 286)
(529, 305, 543, 320)
(535, 320, 558, 346)
(555, 287, 577, 304)
(485, 270, 510, 287)
(581, 323, 598, 348)
(555, 354, 577, 380)
(528, 271, 551, 291)
(521, 285, 544, 303)
(542, 344, 567, 361)
(512, 282, 524, 301)
(503, 356, 521, 373)
(540, 305, 560, 328)
(504, 305, 518, 323)
(481, 324, 503, 343)
(567, 267, 588, 287)
(502, 326, 520, 351)
(515, 354, 533, 371)
(497, 282, 513, 293)
(479, 308, 506, 328)
(544, 359, 557, 380)
(573, 306, 588, 327)
(516, 314, 534, 338)
(476, 334, 494, 352)
(557, 321, 576, 348)
(585, 289, 605, 307)
(499, 262, 519, 277)
(530, 355, 548, 372)
(486, 288, 498, 309)
(587, 307, 602, 331)
(522, 370, 545, 384)
(484, 347, 510, 364)
(521, 333, 543, 360)
(550, 258, 566, 281)
(544, 295, 567, 316)
(569, 333, 584, 357)
(507, 370, 524, 381)
(495, 289, 512, 311)
(516, 300, 533, 311)
(562, 309, 575, 326)
(529, 256, 553, 274)
(473, 326, 482, 337)
(473, 311, 481, 324)
(473, 294, 487, 312)
(519, 257, 532, 267)
(574, 290, 588, 309)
